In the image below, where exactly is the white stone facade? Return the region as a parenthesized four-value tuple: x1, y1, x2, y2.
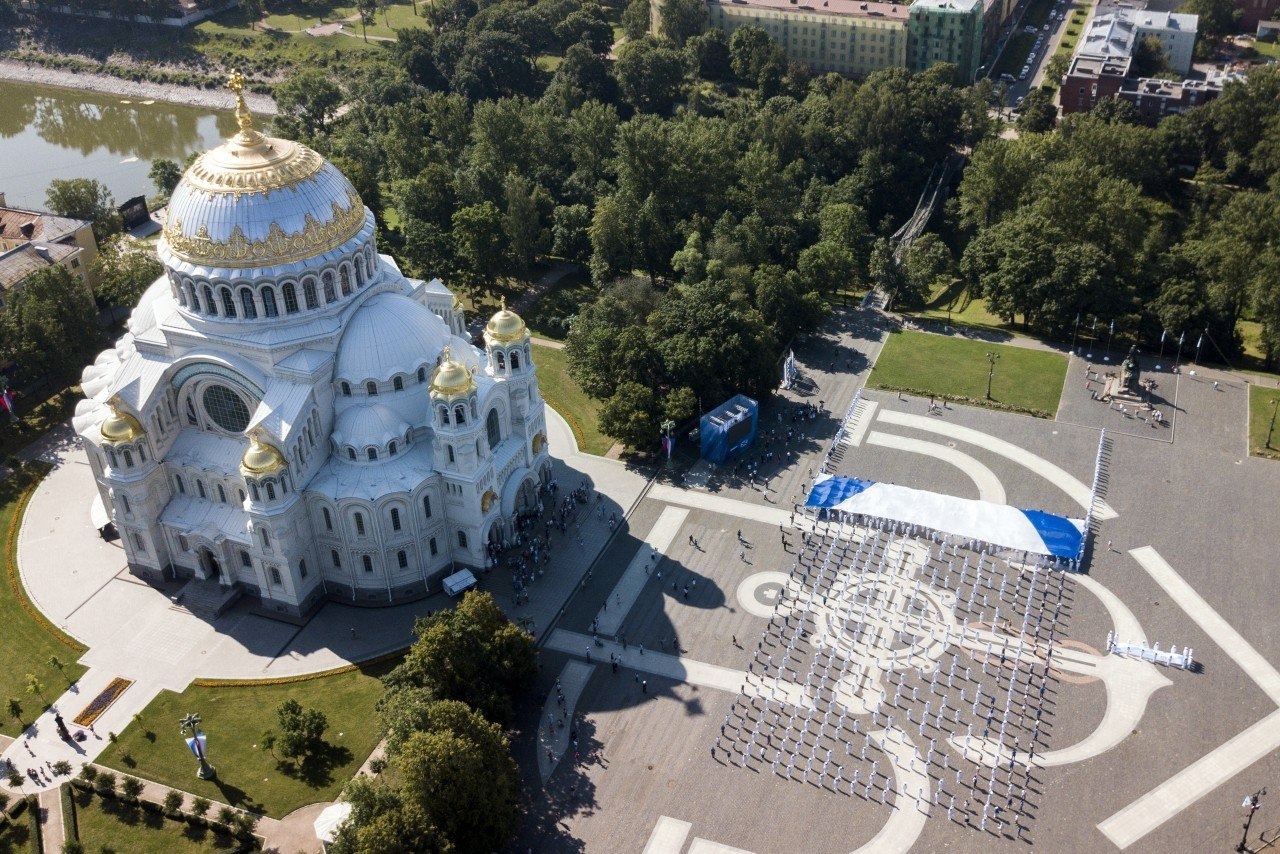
(73, 120, 550, 618)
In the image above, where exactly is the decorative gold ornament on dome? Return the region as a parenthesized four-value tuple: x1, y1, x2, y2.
(480, 489, 498, 514)
(99, 396, 145, 444)
(163, 191, 365, 268)
(240, 428, 287, 476)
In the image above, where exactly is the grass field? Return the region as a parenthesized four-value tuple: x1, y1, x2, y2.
(532, 344, 614, 456)
(70, 788, 239, 853)
(0, 807, 35, 854)
(1248, 384, 1280, 460)
(101, 660, 395, 818)
(0, 463, 88, 738)
(906, 281, 1008, 334)
(523, 268, 597, 341)
(868, 331, 1069, 417)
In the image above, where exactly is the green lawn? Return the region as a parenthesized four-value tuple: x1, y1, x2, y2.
(868, 330, 1069, 417)
(0, 463, 89, 738)
(70, 788, 239, 854)
(0, 808, 35, 854)
(1248, 384, 1280, 460)
(906, 281, 1009, 334)
(532, 344, 614, 456)
(101, 661, 395, 818)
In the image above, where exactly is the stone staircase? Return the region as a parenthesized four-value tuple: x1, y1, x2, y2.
(172, 577, 241, 619)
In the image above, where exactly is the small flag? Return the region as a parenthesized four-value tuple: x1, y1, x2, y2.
(1196, 334, 1203, 348)
(1109, 320, 1115, 334)
(186, 732, 208, 760)
(1161, 329, 1167, 343)
(0, 390, 12, 412)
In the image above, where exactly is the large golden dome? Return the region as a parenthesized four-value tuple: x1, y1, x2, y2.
(241, 430, 287, 475)
(484, 301, 528, 344)
(160, 72, 366, 270)
(430, 346, 476, 399)
(99, 397, 145, 444)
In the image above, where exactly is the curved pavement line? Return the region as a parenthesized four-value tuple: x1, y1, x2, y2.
(851, 727, 932, 854)
(866, 431, 1007, 504)
(537, 659, 596, 783)
(875, 410, 1117, 520)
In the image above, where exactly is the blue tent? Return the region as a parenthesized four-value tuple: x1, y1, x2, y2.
(700, 394, 758, 464)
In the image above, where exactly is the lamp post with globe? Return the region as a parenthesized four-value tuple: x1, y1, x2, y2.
(180, 712, 215, 780)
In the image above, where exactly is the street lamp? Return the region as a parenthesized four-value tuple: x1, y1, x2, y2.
(1239, 787, 1266, 852)
(1267, 398, 1279, 450)
(180, 712, 215, 780)
(985, 352, 1000, 400)
(661, 419, 675, 467)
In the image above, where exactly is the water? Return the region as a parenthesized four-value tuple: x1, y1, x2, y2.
(0, 78, 238, 210)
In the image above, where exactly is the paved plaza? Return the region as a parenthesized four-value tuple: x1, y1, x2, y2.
(515, 309, 1280, 853)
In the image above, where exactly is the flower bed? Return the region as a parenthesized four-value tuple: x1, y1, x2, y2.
(74, 677, 133, 727)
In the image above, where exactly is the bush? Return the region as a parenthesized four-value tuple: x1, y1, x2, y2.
(234, 813, 258, 836)
(94, 771, 117, 796)
(0, 791, 8, 812)
(52, 760, 72, 776)
(120, 777, 144, 800)
(191, 796, 211, 817)
(216, 805, 236, 826)
(6, 769, 22, 788)
(162, 790, 184, 814)
(77, 765, 97, 782)
(62, 842, 84, 854)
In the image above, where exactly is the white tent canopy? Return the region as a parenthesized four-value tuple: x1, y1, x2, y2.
(314, 801, 353, 846)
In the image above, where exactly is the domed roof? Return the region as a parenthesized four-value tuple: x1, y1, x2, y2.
(336, 292, 449, 382)
(430, 345, 476, 399)
(332, 404, 411, 450)
(485, 300, 528, 344)
(99, 397, 144, 444)
(241, 429, 287, 475)
(160, 73, 366, 270)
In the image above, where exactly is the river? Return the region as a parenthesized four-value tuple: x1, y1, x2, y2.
(0, 78, 238, 210)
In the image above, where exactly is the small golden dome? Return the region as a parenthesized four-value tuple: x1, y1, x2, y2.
(430, 346, 476, 398)
(241, 430, 287, 476)
(100, 398, 145, 444)
(485, 299, 528, 344)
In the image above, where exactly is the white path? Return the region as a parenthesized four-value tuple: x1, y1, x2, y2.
(875, 410, 1118, 519)
(1098, 547, 1280, 849)
(866, 430, 1006, 504)
(843, 399, 879, 448)
(642, 816, 693, 854)
(594, 506, 688, 636)
(648, 484, 793, 527)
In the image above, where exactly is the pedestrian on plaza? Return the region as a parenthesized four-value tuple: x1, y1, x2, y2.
(642, 680, 648, 694)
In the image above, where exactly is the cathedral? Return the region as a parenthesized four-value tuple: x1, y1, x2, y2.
(72, 84, 550, 619)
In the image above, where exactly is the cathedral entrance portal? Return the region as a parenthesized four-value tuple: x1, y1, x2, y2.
(198, 547, 226, 586)
(515, 478, 538, 514)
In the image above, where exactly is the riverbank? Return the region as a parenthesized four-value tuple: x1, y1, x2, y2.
(0, 58, 277, 114)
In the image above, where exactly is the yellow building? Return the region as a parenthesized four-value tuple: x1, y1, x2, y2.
(702, 0, 909, 77)
(0, 194, 100, 306)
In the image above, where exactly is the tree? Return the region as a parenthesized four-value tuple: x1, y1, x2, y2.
(163, 789, 185, 813)
(599, 381, 660, 447)
(729, 26, 787, 90)
(148, 158, 183, 197)
(0, 265, 102, 383)
(451, 202, 507, 293)
(7, 697, 22, 725)
(684, 29, 731, 80)
(121, 776, 145, 800)
(1045, 53, 1071, 86)
(331, 775, 453, 854)
(1132, 35, 1174, 78)
(45, 178, 122, 243)
(901, 233, 952, 304)
(1017, 87, 1058, 134)
(615, 37, 686, 113)
(552, 203, 592, 263)
(1181, 0, 1238, 44)
(658, 0, 707, 47)
(621, 0, 650, 41)
(554, 9, 614, 54)
(276, 699, 329, 764)
(451, 31, 539, 102)
(502, 174, 552, 279)
(275, 70, 344, 135)
(93, 236, 163, 309)
(381, 591, 537, 726)
(357, 0, 377, 42)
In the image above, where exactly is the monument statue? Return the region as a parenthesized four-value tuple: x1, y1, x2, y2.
(1120, 346, 1141, 393)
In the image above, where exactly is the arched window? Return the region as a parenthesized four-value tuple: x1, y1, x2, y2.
(265, 482, 276, 501)
(196, 479, 206, 499)
(250, 482, 260, 501)
(454, 406, 466, 425)
(270, 566, 282, 586)
(340, 267, 351, 294)
(487, 408, 501, 450)
(122, 449, 134, 467)
(262, 287, 278, 317)
(137, 444, 147, 462)
(219, 287, 236, 317)
(422, 495, 432, 518)
(299, 559, 308, 578)
(366, 381, 378, 396)
(367, 447, 378, 461)
(202, 285, 216, 315)
(511, 350, 521, 370)
(417, 367, 426, 383)
(331, 549, 341, 568)
(447, 445, 455, 464)
(355, 263, 365, 287)
(389, 441, 397, 457)
(362, 555, 373, 573)
(495, 351, 505, 370)
(105, 448, 117, 468)
(175, 474, 185, 494)
(121, 494, 131, 514)
(283, 282, 299, 314)
(470, 399, 478, 420)
(303, 278, 318, 309)
(355, 513, 366, 536)
(323, 275, 336, 303)
(325, 271, 341, 299)
(397, 550, 408, 568)
(261, 527, 271, 548)
(458, 530, 468, 549)
(238, 489, 246, 503)
(439, 406, 449, 426)
(347, 447, 356, 461)
(323, 507, 333, 530)
(390, 508, 401, 531)
(393, 376, 403, 391)
(341, 382, 351, 397)
(217, 484, 227, 503)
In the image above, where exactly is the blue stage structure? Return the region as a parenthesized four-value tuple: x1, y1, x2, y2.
(700, 394, 759, 464)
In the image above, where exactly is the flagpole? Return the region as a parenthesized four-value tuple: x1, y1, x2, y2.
(1174, 331, 1185, 371)
(1159, 330, 1167, 361)
(1071, 313, 1081, 354)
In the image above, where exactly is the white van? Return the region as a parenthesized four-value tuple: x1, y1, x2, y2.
(443, 568, 478, 597)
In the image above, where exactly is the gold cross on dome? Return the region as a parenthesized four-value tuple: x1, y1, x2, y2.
(227, 70, 254, 133)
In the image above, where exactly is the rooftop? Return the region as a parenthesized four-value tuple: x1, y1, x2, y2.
(1136, 10, 1198, 31)
(0, 241, 78, 292)
(710, 0, 910, 21)
(0, 205, 88, 248)
(1067, 53, 1133, 77)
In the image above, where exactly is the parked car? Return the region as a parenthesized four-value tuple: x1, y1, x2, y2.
(1019, 66, 1029, 79)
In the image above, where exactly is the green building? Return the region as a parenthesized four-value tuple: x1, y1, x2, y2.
(907, 0, 984, 83)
